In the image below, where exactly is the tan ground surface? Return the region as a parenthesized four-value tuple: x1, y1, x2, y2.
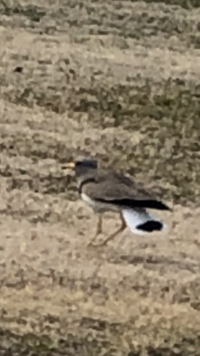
(0, 0, 200, 355)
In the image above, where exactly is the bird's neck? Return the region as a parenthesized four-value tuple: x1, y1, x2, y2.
(77, 174, 96, 194)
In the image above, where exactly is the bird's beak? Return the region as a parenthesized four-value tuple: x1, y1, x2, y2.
(62, 162, 75, 170)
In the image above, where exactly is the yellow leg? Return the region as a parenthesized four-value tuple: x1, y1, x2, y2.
(87, 214, 103, 246)
(98, 212, 126, 247)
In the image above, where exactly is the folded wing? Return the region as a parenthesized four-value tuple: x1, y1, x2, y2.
(83, 170, 171, 211)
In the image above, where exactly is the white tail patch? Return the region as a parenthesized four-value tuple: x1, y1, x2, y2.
(122, 208, 167, 235)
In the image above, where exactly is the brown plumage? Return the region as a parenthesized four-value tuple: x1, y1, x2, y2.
(80, 170, 170, 211)
(63, 156, 171, 246)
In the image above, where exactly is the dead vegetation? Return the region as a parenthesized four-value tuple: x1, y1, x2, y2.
(0, 0, 200, 355)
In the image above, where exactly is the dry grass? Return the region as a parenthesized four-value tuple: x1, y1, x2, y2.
(0, 0, 200, 354)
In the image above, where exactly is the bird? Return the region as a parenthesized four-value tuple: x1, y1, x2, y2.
(62, 156, 172, 246)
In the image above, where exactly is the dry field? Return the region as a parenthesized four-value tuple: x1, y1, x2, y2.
(0, 0, 200, 354)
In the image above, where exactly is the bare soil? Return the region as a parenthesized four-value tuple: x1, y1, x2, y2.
(0, 0, 200, 355)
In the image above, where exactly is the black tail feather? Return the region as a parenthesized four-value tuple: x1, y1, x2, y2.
(137, 220, 163, 232)
(96, 198, 172, 211)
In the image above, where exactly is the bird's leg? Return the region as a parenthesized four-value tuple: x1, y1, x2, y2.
(87, 214, 103, 246)
(98, 212, 126, 247)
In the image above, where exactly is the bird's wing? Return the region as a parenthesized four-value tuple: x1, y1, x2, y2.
(82, 170, 171, 211)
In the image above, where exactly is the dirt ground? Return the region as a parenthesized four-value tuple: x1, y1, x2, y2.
(0, 0, 200, 355)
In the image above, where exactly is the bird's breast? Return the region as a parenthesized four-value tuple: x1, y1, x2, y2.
(81, 193, 119, 213)
(81, 193, 97, 209)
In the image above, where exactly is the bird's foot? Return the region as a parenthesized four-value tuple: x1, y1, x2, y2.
(87, 238, 106, 248)
(87, 239, 108, 248)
